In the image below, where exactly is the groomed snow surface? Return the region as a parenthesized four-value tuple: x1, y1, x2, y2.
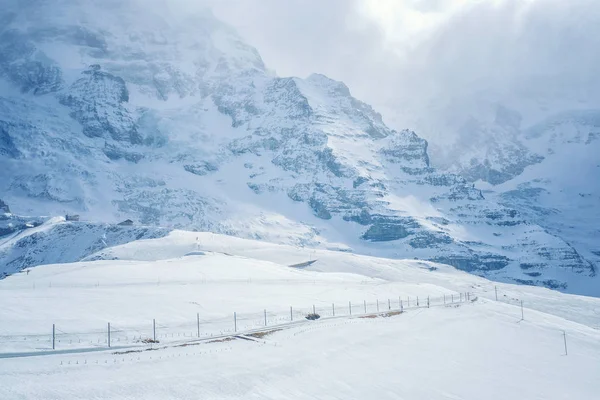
(1, 232, 599, 399)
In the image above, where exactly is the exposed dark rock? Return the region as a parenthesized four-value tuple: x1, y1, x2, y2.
(60, 65, 142, 144)
(380, 130, 430, 169)
(309, 197, 332, 220)
(409, 232, 453, 249)
(0, 29, 64, 94)
(0, 122, 20, 158)
(0, 199, 10, 213)
(353, 176, 369, 188)
(184, 162, 219, 176)
(103, 143, 143, 163)
(431, 255, 481, 272)
(362, 216, 418, 242)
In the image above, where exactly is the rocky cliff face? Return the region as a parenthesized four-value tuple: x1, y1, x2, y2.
(0, 199, 9, 214)
(0, 0, 597, 295)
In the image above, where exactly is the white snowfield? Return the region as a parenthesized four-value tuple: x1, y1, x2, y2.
(0, 232, 599, 399)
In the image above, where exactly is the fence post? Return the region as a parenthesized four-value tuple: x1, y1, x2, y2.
(388, 299, 391, 310)
(197, 313, 200, 338)
(520, 300, 524, 320)
(290, 306, 293, 322)
(108, 322, 111, 348)
(408, 296, 410, 307)
(52, 324, 55, 350)
(400, 300, 403, 312)
(460, 293, 463, 302)
(376, 299, 379, 312)
(417, 296, 419, 306)
(234, 312, 237, 332)
(332, 303, 335, 316)
(563, 331, 568, 356)
(451, 294, 454, 303)
(364, 300, 367, 313)
(495, 286, 498, 301)
(153, 319, 156, 342)
(313, 305, 316, 315)
(427, 296, 430, 308)
(349, 301, 352, 315)
(264, 309, 267, 326)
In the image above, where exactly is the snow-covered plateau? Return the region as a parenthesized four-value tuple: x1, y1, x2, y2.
(0, 231, 599, 399)
(0, 0, 598, 296)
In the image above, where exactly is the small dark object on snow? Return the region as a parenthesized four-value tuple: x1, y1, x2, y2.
(65, 214, 80, 221)
(305, 313, 320, 320)
(118, 219, 134, 226)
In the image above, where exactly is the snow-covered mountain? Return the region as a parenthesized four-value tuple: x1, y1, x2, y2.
(388, 101, 600, 295)
(0, 0, 597, 295)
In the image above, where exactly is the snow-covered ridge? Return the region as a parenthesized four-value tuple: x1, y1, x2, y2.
(0, 0, 597, 295)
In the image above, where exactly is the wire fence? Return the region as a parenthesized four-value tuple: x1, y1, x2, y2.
(0, 292, 476, 354)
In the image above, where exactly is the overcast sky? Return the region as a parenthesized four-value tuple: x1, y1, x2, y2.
(202, 0, 600, 142)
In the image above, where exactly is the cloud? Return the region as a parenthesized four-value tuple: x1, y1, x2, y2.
(202, 0, 600, 144)
(210, 0, 388, 86)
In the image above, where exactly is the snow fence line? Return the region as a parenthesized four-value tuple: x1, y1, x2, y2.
(0, 292, 483, 356)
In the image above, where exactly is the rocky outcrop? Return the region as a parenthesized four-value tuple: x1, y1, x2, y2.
(60, 65, 141, 145)
(0, 29, 64, 94)
(380, 130, 430, 173)
(0, 199, 9, 213)
(0, 122, 20, 158)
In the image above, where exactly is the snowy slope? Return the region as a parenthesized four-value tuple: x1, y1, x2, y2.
(0, 0, 597, 294)
(0, 217, 169, 277)
(0, 233, 599, 399)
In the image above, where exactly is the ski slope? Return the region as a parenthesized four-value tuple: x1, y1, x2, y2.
(0, 233, 599, 399)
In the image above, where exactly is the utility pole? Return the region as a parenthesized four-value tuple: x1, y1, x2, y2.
(153, 319, 156, 342)
(349, 301, 352, 315)
(332, 303, 335, 316)
(290, 306, 293, 321)
(364, 300, 367, 313)
(52, 324, 55, 350)
(563, 331, 568, 356)
(108, 323, 111, 348)
(495, 286, 498, 301)
(264, 309, 267, 326)
(197, 313, 200, 338)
